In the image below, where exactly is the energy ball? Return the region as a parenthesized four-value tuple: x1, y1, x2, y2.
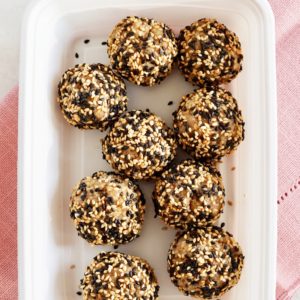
(57, 63, 127, 130)
(177, 18, 243, 86)
(69, 171, 145, 245)
(102, 110, 177, 180)
(168, 227, 244, 299)
(107, 16, 178, 86)
(173, 86, 245, 160)
(81, 252, 160, 299)
(153, 159, 225, 230)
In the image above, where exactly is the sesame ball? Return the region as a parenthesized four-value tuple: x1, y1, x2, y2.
(168, 227, 244, 299)
(102, 110, 177, 180)
(173, 86, 245, 160)
(69, 171, 145, 245)
(107, 16, 178, 86)
(81, 252, 160, 299)
(153, 160, 225, 230)
(57, 63, 127, 130)
(177, 18, 243, 86)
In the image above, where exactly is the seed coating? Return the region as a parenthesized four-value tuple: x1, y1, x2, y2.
(57, 63, 128, 130)
(173, 86, 244, 160)
(177, 18, 243, 86)
(168, 226, 244, 299)
(81, 252, 160, 299)
(153, 159, 225, 229)
(69, 171, 145, 245)
(102, 110, 177, 180)
(108, 16, 178, 86)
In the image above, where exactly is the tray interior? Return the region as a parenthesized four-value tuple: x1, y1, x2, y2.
(21, 1, 275, 299)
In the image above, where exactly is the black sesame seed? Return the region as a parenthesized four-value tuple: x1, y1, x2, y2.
(107, 197, 114, 205)
(76, 291, 82, 296)
(101, 41, 108, 45)
(79, 182, 87, 191)
(84, 39, 90, 44)
(80, 192, 87, 201)
(75, 52, 79, 58)
(168, 101, 174, 106)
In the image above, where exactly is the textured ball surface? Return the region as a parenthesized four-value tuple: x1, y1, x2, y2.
(153, 160, 225, 229)
(57, 63, 127, 130)
(102, 110, 177, 180)
(173, 86, 244, 160)
(108, 16, 178, 86)
(177, 18, 243, 86)
(81, 252, 159, 299)
(69, 171, 145, 245)
(168, 227, 244, 299)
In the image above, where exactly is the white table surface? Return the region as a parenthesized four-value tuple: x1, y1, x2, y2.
(0, 0, 299, 299)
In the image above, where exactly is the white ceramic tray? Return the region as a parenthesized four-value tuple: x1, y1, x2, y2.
(18, 0, 277, 299)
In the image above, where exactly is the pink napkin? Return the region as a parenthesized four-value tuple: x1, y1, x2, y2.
(0, 86, 18, 300)
(269, 0, 300, 299)
(0, 1, 300, 299)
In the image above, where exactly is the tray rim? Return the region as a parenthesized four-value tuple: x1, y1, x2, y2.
(18, 0, 277, 299)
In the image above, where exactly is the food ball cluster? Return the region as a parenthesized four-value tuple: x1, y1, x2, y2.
(107, 16, 178, 86)
(57, 63, 127, 130)
(69, 171, 145, 245)
(153, 159, 225, 230)
(57, 15, 246, 300)
(168, 227, 244, 299)
(102, 110, 177, 180)
(173, 86, 245, 160)
(177, 18, 243, 86)
(81, 252, 159, 300)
